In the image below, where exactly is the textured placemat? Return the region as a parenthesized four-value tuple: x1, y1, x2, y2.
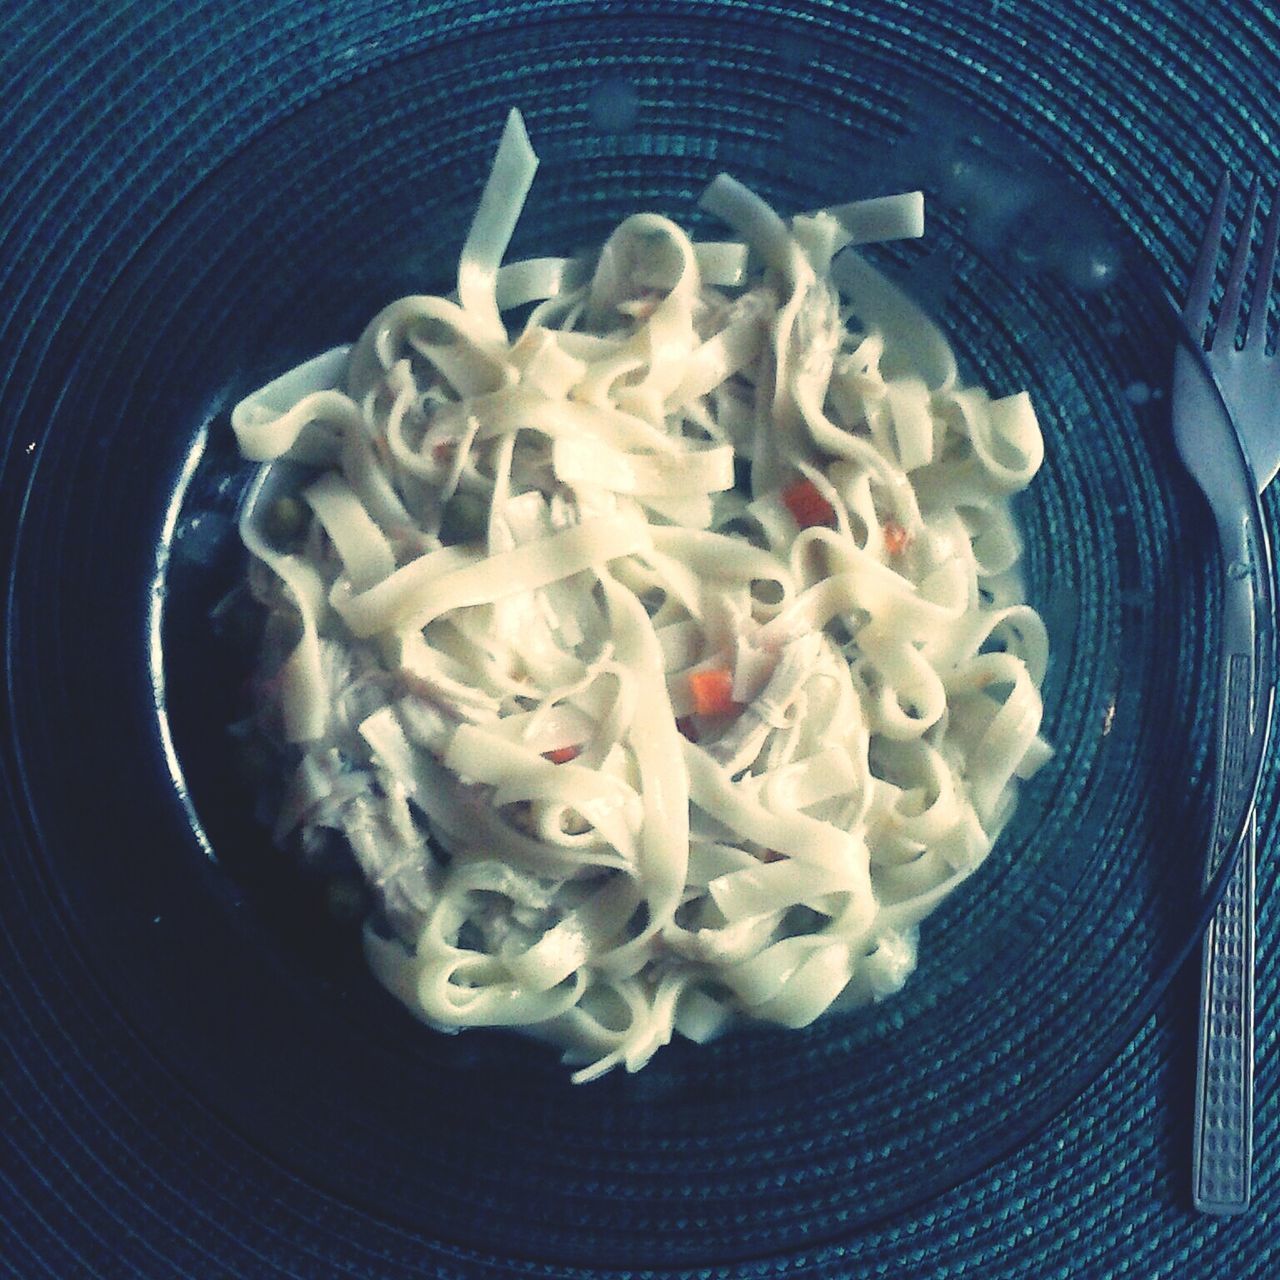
(2, 2, 1278, 1277)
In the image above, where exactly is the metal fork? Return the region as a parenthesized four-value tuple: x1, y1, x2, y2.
(1182, 173, 1280, 1214)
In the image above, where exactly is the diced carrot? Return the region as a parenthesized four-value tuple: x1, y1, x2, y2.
(543, 745, 582, 765)
(676, 715, 701, 742)
(758, 849, 785, 864)
(883, 519, 910, 556)
(781, 477, 836, 529)
(687, 666, 740, 717)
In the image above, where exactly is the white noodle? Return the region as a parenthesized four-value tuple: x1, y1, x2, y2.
(231, 109, 1051, 1081)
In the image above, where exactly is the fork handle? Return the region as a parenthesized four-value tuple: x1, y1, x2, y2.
(1192, 652, 1256, 1213)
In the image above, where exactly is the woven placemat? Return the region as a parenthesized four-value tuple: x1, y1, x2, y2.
(2, 2, 1278, 1276)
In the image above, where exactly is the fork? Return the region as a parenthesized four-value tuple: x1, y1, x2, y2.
(1181, 173, 1280, 1214)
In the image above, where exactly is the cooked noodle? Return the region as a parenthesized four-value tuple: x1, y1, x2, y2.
(230, 110, 1050, 1082)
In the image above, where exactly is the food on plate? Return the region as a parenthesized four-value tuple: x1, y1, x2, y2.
(228, 110, 1050, 1081)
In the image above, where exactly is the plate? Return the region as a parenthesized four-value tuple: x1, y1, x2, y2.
(0, 7, 1265, 1269)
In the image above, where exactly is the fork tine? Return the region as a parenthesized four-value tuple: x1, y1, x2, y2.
(1244, 182, 1280, 353)
(1218, 177, 1261, 349)
(1185, 171, 1232, 334)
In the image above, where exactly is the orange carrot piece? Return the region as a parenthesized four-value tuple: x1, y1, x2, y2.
(543, 745, 582, 765)
(781, 477, 836, 528)
(687, 667, 739, 717)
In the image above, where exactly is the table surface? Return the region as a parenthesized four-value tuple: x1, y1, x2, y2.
(2, 2, 1278, 1276)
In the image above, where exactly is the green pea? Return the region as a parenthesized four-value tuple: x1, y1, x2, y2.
(265, 496, 308, 547)
(439, 490, 489, 545)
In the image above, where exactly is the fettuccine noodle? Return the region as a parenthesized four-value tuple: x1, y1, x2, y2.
(230, 110, 1051, 1082)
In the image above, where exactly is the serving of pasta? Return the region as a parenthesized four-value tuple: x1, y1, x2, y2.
(229, 110, 1050, 1083)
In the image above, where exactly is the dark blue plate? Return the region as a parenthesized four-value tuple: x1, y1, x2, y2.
(0, 2, 1266, 1270)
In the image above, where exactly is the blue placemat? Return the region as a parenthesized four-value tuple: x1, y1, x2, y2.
(2, 2, 1278, 1276)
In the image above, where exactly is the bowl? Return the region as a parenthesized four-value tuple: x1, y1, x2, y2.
(2, 8, 1264, 1268)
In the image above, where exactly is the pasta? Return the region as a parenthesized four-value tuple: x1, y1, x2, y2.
(230, 110, 1051, 1082)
